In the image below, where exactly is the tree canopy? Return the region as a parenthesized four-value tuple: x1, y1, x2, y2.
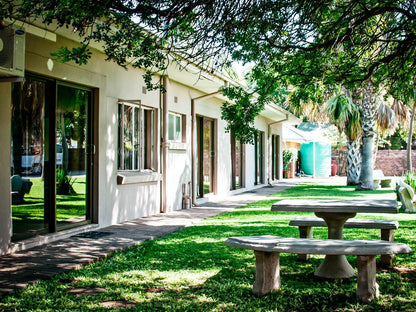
(2, 0, 416, 141)
(1, 0, 254, 89)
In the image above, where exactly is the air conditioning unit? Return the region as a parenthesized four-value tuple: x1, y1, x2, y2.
(0, 26, 25, 77)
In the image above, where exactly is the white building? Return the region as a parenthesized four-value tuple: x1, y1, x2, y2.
(0, 22, 298, 255)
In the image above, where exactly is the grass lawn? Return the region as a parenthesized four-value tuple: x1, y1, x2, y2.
(1, 182, 415, 311)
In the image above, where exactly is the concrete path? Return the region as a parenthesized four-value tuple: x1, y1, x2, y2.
(0, 179, 306, 296)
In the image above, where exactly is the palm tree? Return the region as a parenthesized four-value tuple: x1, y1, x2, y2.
(356, 80, 377, 190)
(326, 90, 362, 185)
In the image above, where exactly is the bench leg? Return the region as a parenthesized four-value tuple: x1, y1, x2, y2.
(253, 251, 281, 296)
(356, 255, 379, 303)
(380, 229, 394, 266)
(297, 226, 313, 261)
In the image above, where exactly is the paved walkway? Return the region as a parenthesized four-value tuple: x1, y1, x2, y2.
(0, 179, 305, 296)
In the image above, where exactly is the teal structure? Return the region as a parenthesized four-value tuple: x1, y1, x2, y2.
(300, 142, 331, 177)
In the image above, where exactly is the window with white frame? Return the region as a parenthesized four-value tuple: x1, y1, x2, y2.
(168, 112, 185, 142)
(118, 102, 156, 171)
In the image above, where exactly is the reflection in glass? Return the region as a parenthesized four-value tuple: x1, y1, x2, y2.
(56, 85, 89, 229)
(231, 132, 243, 190)
(11, 80, 91, 241)
(196, 117, 215, 198)
(11, 80, 47, 240)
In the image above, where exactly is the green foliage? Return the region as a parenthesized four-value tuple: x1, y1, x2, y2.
(326, 93, 363, 141)
(56, 169, 76, 195)
(404, 171, 416, 193)
(283, 148, 298, 170)
(5, 1, 416, 143)
(221, 86, 265, 144)
(50, 46, 92, 65)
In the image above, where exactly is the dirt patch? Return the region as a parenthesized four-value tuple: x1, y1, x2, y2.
(100, 300, 136, 308)
(58, 278, 79, 284)
(393, 267, 416, 275)
(66, 287, 107, 295)
(380, 266, 416, 276)
(147, 286, 168, 293)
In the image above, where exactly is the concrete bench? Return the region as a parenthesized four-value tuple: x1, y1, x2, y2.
(289, 217, 399, 265)
(373, 169, 392, 188)
(225, 235, 412, 302)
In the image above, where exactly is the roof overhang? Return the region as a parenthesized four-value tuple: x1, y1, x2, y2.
(261, 103, 300, 124)
(282, 124, 310, 143)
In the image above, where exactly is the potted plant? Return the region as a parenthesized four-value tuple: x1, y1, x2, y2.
(283, 148, 298, 178)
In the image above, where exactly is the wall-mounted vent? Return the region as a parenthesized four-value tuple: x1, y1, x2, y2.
(0, 26, 25, 77)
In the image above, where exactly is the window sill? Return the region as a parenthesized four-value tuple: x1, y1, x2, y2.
(117, 171, 161, 185)
(167, 142, 188, 151)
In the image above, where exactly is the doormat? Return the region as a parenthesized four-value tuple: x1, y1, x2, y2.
(73, 231, 113, 239)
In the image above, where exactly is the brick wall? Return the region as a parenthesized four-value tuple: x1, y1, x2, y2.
(331, 149, 416, 176)
(374, 150, 416, 176)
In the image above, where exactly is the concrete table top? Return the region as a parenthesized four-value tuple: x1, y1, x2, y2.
(271, 199, 398, 213)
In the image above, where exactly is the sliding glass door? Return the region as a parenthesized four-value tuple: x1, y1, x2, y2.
(11, 77, 93, 241)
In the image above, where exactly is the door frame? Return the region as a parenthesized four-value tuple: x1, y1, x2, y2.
(10, 73, 98, 240)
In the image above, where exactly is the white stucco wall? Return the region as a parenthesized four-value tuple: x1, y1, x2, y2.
(165, 80, 191, 211)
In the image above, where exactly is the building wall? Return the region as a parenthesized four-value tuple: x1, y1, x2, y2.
(0, 26, 290, 255)
(26, 33, 164, 227)
(165, 80, 192, 211)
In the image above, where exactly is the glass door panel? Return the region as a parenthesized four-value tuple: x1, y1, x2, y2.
(202, 119, 213, 194)
(271, 135, 280, 180)
(255, 131, 264, 185)
(11, 79, 47, 240)
(196, 116, 216, 198)
(56, 85, 90, 229)
(230, 133, 244, 190)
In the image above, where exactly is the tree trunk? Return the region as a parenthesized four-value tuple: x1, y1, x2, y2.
(346, 137, 361, 185)
(357, 136, 376, 190)
(357, 80, 376, 191)
(407, 99, 416, 172)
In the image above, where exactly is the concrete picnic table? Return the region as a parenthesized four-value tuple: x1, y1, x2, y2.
(271, 199, 398, 278)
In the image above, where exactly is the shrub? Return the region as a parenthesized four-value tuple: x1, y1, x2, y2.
(56, 169, 76, 195)
(283, 148, 298, 170)
(404, 171, 416, 192)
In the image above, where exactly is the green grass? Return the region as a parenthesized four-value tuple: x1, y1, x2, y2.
(1, 182, 416, 311)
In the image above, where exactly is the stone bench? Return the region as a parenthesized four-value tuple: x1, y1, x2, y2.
(373, 169, 392, 188)
(225, 235, 412, 302)
(289, 217, 399, 265)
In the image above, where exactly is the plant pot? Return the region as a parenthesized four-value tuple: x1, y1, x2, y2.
(331, 160, 337, 176)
